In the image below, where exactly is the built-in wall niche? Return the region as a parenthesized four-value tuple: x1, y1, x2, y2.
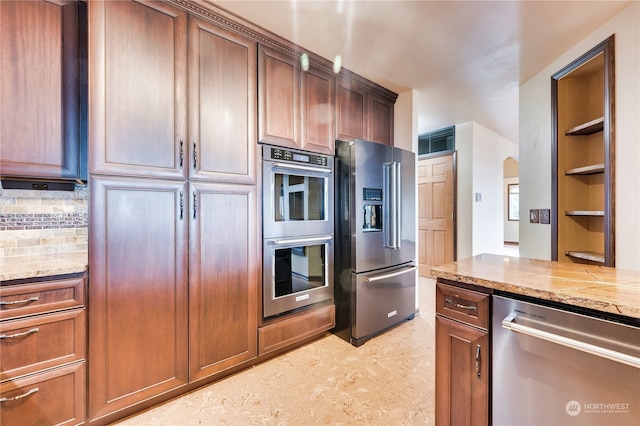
(551, 36, 614, 266)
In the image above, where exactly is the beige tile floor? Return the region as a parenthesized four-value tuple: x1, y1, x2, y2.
(115, 277, 436, 426)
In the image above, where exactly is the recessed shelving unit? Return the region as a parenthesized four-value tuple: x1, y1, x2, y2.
(551, 36, 615, 267)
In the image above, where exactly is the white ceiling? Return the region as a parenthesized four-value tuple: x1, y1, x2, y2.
(213, 0, 632, 143)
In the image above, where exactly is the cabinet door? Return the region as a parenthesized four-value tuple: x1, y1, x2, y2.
(258, 44, 300, 149)
(188, 16, 257, 183)
(336, 78, 368, 142)
(89, 176, 188, 420)
(189, 182, 258, 382)
(89, 0, 187, 179)
(435, 316, 489, 426)
(0, 0, 82, 180)
(301, 64, 336, 155)
(369, 92, 394, 146)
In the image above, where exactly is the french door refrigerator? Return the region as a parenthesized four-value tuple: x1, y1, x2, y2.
(335, 139, 417, 346)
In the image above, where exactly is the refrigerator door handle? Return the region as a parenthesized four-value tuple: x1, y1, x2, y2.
(383, 162, 401, 249)
(364, 266, 416, 283)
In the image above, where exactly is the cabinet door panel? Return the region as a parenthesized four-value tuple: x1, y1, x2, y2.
(336, 78, 368, 142)
(369, 93, 394, 146)
(89, 0, 187, 178)
(188, 17, 256, 183)
(189, 183, 258, 382)
(301, 65, 336, 155)
(435, 316, 489, 426)
(258, 44, 300, 148)
(0, 0, 81, 180)
(89, 176, 188, 420)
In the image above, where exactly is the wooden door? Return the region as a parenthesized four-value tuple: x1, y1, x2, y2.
(258, 44, 300, 148)
(435, 316, 489, 426)
(188, 16, 257, 183)
(418, 154, 455, 276)
(89, 0, 187, 179)
(368, 92, 394, 146)
(0, 0, 82, 180)
(336, 78, 368, 142)
(301, 64, 336, 155)
(89, 176, 188, 420)
(189, 182, 258, 382)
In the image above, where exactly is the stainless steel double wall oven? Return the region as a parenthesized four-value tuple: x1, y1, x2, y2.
(262, 145, 334, 318)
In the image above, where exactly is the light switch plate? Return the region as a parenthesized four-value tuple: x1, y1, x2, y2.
(530, 209, 539, 223)
(540, 209, 550, 224)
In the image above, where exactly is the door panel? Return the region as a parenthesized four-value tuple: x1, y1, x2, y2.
(418, 154, 455, 276)
(89, 176, 188, 419)
(188, 16, 257, 183)
(89, 0, 187, 178)
(189, 183, 258, 382)
(301, 65, 336, 154)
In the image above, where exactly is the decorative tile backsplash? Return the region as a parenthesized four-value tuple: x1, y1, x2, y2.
(0, 185, 88, 258)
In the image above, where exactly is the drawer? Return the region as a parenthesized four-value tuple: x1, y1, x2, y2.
(0, 362, 85, 426)
(0, 276, 86, 320)
(1, 309, 86, 382)
(436, 282, 490, 330)
(259, 304, 334, 356)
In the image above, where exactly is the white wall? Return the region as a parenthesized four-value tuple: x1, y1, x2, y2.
(519, 1, 640, 270)
(503, 176, 519, 243)
(455, 122, 518, 259)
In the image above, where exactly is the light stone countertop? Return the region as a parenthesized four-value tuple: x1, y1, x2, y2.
(1, 252, 88, 281)
(430, 254, 640, 320)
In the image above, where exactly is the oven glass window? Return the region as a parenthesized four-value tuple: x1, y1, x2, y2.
(273, 244, 326, 298)
(273, 173, 325, 221)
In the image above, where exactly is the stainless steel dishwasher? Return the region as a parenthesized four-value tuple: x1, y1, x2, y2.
(493, 295, 640, 425)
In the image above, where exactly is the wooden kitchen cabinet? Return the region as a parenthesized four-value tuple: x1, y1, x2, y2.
(89, 0, 187, 179)
(0, 274, 87, 425)
(301, 63, 336, 155)
(188, 16, 257, 184)
(435, 280, 490, 425)
(552, 36, 615, 266)
(368, 92, 394, 146)
(188, 183, 259, 381)
(88, 176, 189, 421)
(0, 0, 86, 181)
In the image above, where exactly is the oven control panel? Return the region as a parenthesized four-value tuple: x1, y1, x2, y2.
(268, 147, 328, 167)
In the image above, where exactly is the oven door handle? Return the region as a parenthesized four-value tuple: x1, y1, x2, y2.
(502, 313, 640, 369)
(270, 236, 333, 245)
(364, 266, 416, 283)
(272, 162, 332, 174)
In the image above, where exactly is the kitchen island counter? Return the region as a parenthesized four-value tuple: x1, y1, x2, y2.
(431, 254, 640, 320)
(1, 252, 88, 282)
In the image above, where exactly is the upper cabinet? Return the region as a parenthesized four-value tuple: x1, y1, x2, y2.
(1, 0, 86, 181)
(89, 0, 187, 179)
(552, 36, 615, 266)
(301, 60, 336, 155)
(336, 77, 395, 146)
(188, 16, 257, 184)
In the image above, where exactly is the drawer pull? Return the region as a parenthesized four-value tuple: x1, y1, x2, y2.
(0, 296, 39, 306)
(444, 297, 477, 312)
(0, 328, 39, 340)
(0, 387, 39, 402)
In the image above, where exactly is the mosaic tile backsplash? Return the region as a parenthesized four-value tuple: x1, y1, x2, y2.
(0, 186, 88, 258)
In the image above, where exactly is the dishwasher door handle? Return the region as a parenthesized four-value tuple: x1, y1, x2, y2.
(502, 313, 640, 369)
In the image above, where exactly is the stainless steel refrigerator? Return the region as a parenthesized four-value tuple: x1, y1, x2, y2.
(334, 139, 417, 346)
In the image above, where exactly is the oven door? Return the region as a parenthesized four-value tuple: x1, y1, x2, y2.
(263, 235, 334, 318)
(263, 160, 334, 238)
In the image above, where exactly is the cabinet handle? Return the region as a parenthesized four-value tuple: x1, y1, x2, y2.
(0, 387, 39, 402)
(193, 141, 197, 169)
(0, 296, 38, 306)
(179, 191, 184, 220)
(444, 297, 477, 312)
(0, 327, 39, 340)
(475, 344, 481, 379)
(179, 140, 184, 168)
(192, 191, 197, 219)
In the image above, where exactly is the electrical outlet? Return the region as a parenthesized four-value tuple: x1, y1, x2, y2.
(530, 209, 539, 223)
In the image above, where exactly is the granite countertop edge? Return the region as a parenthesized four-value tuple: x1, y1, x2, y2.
(430, 254, 640, 320)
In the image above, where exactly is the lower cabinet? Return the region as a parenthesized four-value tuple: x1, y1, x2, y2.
(435, 280, 490, 426)
(0, 274, 87, 426)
